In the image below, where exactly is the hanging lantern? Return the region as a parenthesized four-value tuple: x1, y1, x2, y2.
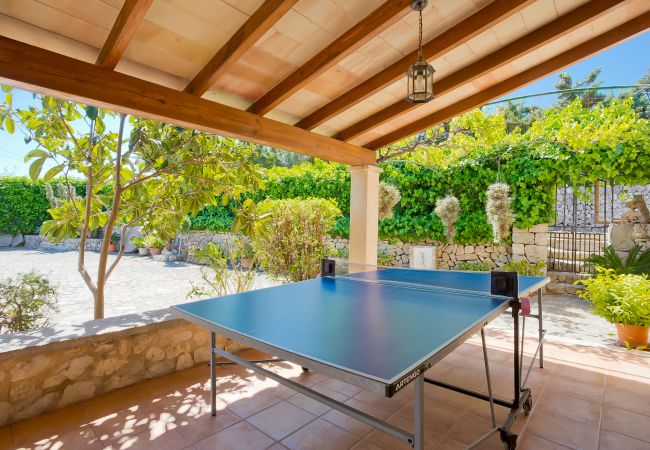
(406, 0, 434, 103)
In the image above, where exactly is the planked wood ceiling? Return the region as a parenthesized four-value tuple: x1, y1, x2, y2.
(0, 0, 648, 162)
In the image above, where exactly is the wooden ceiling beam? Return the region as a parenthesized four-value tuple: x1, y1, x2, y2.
(184, 0, 298, 96)
(295, 0, 534, 131)
(96, 0, 153, 69)
(366, 12, 650, 150)
(336, 0, 624, 142)
(246, 0, 413, 116)
(0, 36, 374, 166)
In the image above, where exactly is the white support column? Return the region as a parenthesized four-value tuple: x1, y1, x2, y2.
(348, 165, 383, 267)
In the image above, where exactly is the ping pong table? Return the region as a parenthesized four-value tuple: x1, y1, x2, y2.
(172, 264, 549, 449)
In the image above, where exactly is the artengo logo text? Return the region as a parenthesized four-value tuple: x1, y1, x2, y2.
(394, 368, 421, 392)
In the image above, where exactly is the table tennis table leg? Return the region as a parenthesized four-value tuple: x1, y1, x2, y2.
(538, 290, 544, 369)
(210, 332, 217, 417)
(413, 373, 424, 450)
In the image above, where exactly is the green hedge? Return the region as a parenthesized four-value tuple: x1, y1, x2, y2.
(3, 139, 648, 243)
(0, 177, 85, 235)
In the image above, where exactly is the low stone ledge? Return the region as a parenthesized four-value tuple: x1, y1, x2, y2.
(0, 309, 214, 426)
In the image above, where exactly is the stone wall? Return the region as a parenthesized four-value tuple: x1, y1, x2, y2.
(329, 237, 511, 269)
(0, 310, 221, 426)
(511, 224, 549, 270)
(23, 235, 104, 252)
(174, 231, 242, 264)
(554, 184, 649, 230)
(609, 223, 650, 257)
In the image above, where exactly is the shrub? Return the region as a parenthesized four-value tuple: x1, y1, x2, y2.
(457, 261, 492, 272)
(254, 198, 340, 282)
(0, 271, 58, 333)
(377, 252, 393, 267)
(576, 269, 650, 327)
(187, 240, 257, 299)
(142, 234, 164, 249)
(503, 259, 546, 276)
(584, 245, 650, 275)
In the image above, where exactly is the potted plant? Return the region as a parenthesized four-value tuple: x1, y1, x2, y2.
(133, 237, 148, 256)
(108, 232, 120, 252)
(577, 268, 650, 349)
(239, 239, 256, 270)
(143, 234, 164, 256)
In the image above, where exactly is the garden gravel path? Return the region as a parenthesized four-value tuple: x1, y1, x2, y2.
(0, 248, 276, 326)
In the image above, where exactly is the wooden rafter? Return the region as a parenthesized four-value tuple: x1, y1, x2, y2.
(295, 0, 533, 131)
(96, 0, 153, 69)
(0, 36, 374, 166)
(184, 0, 298, 96)
(366, 12, 650, 150)
(246, 0, 413, 116)
(336, 0, 624, 142)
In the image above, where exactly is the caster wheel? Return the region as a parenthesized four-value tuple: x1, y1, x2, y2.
(500, 430, 517, 450)
(302, 367, 309, 372)
(523, 395, 533, 416)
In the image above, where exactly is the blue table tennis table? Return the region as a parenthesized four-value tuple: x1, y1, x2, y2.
(172, 264, 549, 449)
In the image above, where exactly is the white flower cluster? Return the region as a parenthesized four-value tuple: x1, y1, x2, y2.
(434, 195, 460, 242)
(486, 182, 515, 244)
(378, 182, 402, 221)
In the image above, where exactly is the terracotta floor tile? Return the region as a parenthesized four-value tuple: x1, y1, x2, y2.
(175, 409, 241, 444)
(226, 389, 283, 419)
(91, 403, 174, 443)
(267, 444, 290, 450)
(463, 397, 510, 424)
(281, 418, 359, 450)
(247, 401, 316, 441)
(0, 426, 13, 449)
(309, 384, 350, 403)
(537, 389, 602, 426)
(603, 386, 650, 417)
(13, 427, 102, 450)
(394, 399, 464, 435)
(353, 390, 409, 415)
(194, 421, 274, 450)
(598, 429, 650, 450)
(552, 364, 606, 386)
(601, 406, 650, 443)
(604, 373, 650, 396)
(321, 408, 373, 437)
(545, 375, 605, 403)
(377, 415, 442, 449)
(526, 410, 599, 450)
(290, 371, 329, 388)
(433, 436, 466, 450)
(445, 412, 494, 445)
(107, 428, 190, 450)
(423, 385, 471, 412)
(351, 440, 384, 450)
(317, 378, 363, 397)
(286, 393, 332, 416)
(10, 406, 91, 446)
(517, 433, 571, 449)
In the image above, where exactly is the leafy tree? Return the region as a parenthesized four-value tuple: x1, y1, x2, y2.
(251, 144, 313, 168)
(554, 68, 607, 108)
(0, 271, 58, 333)
(1, 87, 262, 319)
(620, 68, 650, 119)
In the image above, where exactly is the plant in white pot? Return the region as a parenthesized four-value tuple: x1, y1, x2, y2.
(577, 268, 650, 349)
(133, 237, 148, 256)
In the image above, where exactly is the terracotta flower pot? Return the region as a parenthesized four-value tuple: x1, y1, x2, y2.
(108, 243, 117, 252)
(615, 323, 649, 348)
(149, 247, 162, 256)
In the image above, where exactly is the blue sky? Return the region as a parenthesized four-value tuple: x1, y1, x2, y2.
(1, 30, 649, 176)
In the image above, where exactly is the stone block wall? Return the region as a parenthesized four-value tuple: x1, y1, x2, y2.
(329, 237, 510, 269)
(609, 223, 650, 258)
(0, 311, 218, 426)
(511, 224, 549, 271)
(23, 235, 104, 252)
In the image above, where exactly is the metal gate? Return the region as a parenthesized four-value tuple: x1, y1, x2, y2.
(548, 181, 611, 273)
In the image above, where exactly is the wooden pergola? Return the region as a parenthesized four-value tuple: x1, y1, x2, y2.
(0, 0, 648, 264)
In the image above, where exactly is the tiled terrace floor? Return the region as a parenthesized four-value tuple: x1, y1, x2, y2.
(1, 329, 649, 450)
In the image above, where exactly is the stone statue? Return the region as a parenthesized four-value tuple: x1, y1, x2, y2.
(620, 195, 650, 224)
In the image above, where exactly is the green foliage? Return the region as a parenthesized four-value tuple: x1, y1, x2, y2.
(503, 259, 546, 276)
(584, 245, 650, 275)
(0, 177, 84, 235)
(577, 269, 650, 327)
(457, 261, 493, 272)
(0, 271, 58, 333)
(377, 253, 393, 267)
(190, 205, 235, 232)
(253, 198, 340, 282)
(132, 237, 146, 248)
(142, 234, 164, 249)
(335, 247, 349, 259)
(187, 240, 257, 299)
(109, 232, 120, 244)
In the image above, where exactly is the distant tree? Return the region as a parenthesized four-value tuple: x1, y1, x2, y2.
(251, 144, 313, 168)
(1, 87, 262, 319)
(496, 101, 543, 133)
(554, 68, 608, 108)
(620, 69, 650, 119)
